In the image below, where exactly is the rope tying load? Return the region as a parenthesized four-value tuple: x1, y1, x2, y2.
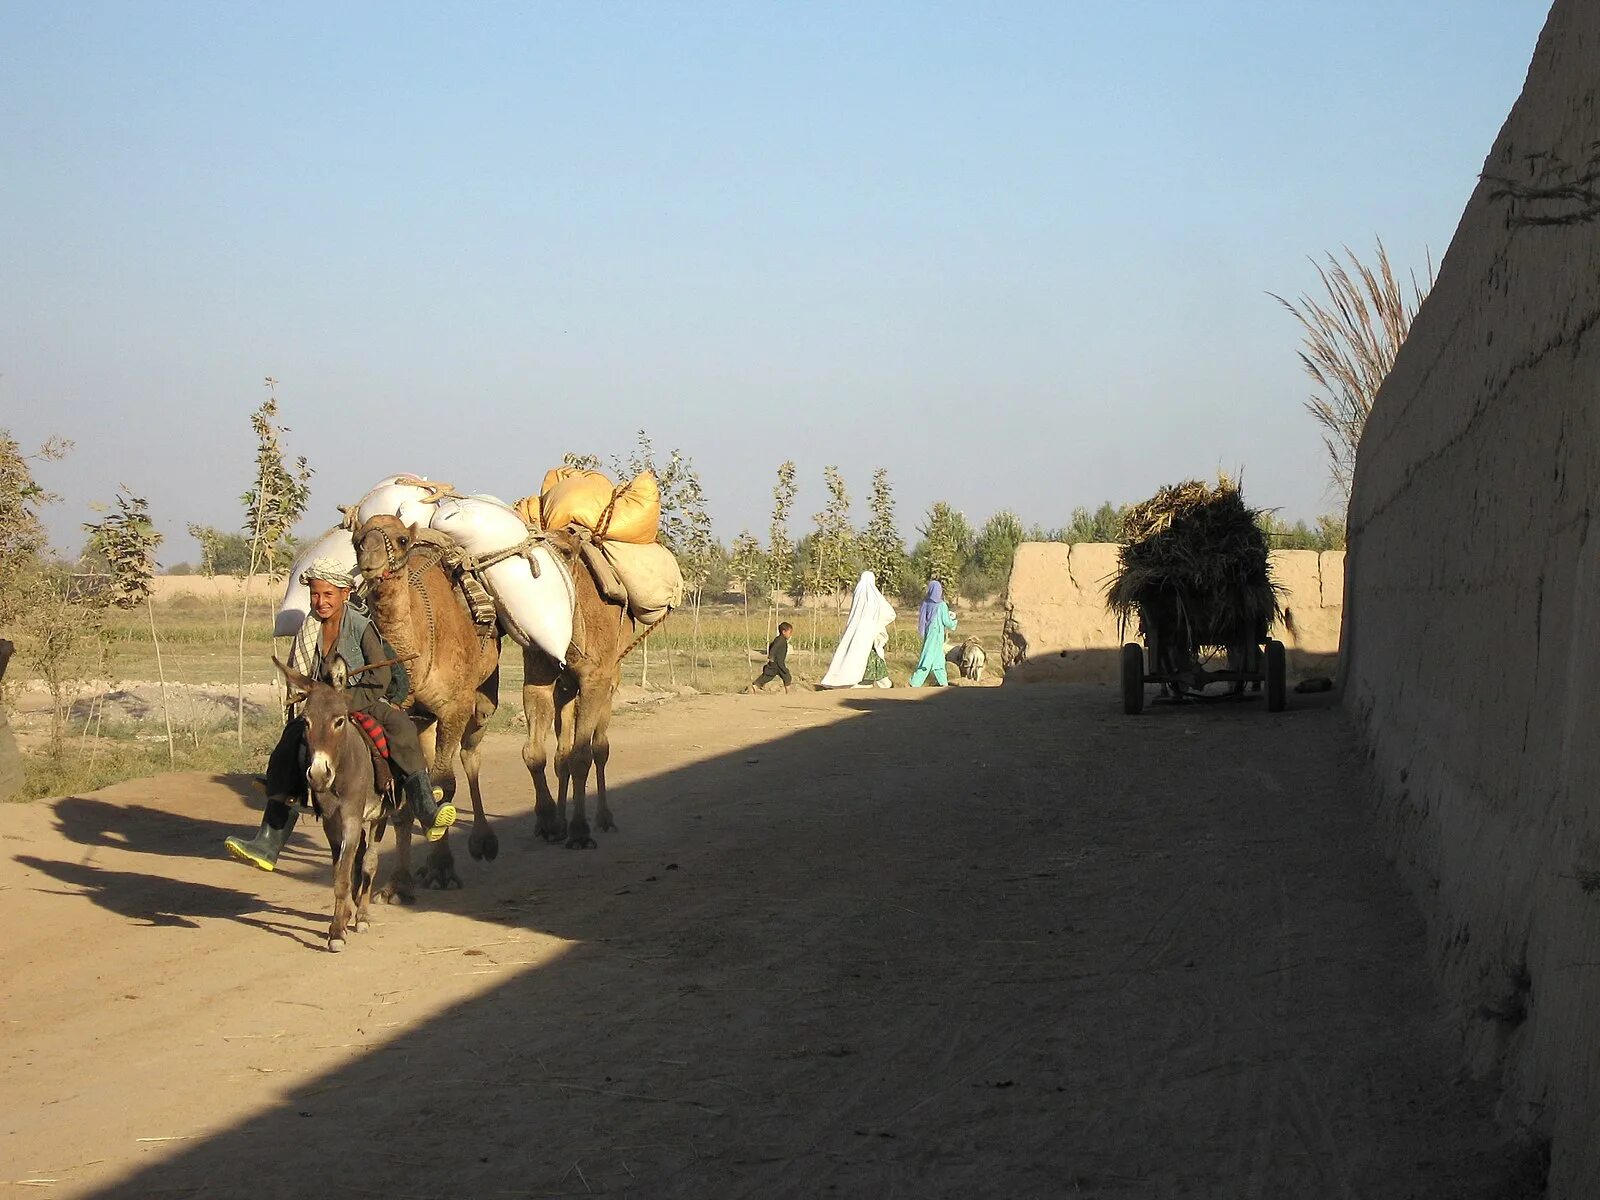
(391, 474, 459, 505)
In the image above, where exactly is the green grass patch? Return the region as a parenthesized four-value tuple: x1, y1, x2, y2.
(17, 718, 282, 801)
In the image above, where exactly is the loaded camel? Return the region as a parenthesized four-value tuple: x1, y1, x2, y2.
(521, 528, 650, 850)
(356, 514, 650, 876)
(353, 515, 501, 893)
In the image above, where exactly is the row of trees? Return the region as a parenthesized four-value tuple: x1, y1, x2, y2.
(657, 467, 1345, 617)
(0, 382, 312, 758)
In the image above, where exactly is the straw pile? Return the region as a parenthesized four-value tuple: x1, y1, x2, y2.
(1107, 477, 1281, 653)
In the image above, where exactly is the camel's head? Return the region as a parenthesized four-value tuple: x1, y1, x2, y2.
(355, 514, 422, 582)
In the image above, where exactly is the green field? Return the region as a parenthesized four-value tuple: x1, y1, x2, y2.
(69, 595, 1006, 695)
(6, 596, 1005, 800)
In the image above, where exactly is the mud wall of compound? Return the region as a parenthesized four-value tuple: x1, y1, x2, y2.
(1342, 4, 1600, 1192)
(1000, 542, 1342, 684)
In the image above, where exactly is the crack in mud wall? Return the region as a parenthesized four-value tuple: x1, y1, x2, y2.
(1343, 4, 1600, 1193)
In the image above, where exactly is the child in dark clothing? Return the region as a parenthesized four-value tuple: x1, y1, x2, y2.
(747, 622, 794, 693)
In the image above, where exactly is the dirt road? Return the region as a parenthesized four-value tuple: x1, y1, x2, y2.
(0, 685, 1535, 1198)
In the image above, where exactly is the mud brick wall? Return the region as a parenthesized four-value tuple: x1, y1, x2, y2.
(1343, 3, 1600, 1191)
(1001, 542, 1341, 684)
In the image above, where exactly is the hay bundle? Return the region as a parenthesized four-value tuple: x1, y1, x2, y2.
(1107, 477, 1280, 656)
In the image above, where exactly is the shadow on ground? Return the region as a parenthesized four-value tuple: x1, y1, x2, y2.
(14, 684, 1540, 1199)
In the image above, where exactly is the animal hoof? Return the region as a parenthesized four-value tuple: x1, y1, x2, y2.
(469, 830, 500, 862)
(379, 886, 415, 906)
(328, 938, 346, 953)
(566, 835, 598, 850)
(355, 919, 370, 934)
(598, 817, 618, 834)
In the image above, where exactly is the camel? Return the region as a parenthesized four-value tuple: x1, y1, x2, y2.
(522, 529, 649, 850)
(353, 515, 501, 893)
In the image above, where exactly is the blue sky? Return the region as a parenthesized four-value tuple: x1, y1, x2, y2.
(1, 1, 1552, 559)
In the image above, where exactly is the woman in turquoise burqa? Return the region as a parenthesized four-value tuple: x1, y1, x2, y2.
(909, 580, 957, 686)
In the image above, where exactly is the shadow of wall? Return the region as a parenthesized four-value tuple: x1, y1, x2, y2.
(25, 682, 1529, 1199)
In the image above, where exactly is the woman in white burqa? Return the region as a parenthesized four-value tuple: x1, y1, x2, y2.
(820, 571, 897, 688)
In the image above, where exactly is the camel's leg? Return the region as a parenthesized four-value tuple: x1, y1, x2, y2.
(418, 704, 470, 890)
(461, 664, 500, 860)
(380, 815, 416, 904)
(326, 811, 362, 951)
(523, 648, 567, 843)
(416, 717, 438, 768)
(552, 672, 579, 826)
(462, 681, 499, 862)
(524, 680, 565, 843)
(592, 687, 618, 835)
(563, 673, 610, 850)
(353, 826, 378, 933)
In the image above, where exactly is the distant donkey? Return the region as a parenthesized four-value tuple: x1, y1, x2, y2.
(958, 638, 987, 683)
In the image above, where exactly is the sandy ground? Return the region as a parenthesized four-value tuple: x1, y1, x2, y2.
(0, 684, 1536, 1199)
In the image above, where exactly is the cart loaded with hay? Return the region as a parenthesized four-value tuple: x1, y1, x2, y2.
(1108, 477, 1286, 715)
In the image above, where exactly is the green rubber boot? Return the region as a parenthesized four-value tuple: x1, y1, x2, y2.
(405, 772, 456, 843)
(224, 801, 298, 872)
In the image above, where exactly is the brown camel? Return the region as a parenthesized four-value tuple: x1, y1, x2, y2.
(523, 530, 647, 850)
(353, 515, 501, 893)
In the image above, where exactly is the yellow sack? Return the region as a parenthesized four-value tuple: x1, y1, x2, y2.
(540, 468, 660, 544)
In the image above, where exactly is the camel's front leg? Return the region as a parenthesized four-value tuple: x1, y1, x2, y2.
(563, 678, 610, 850)
(552, 679, 580, 844)
(523, 663, 566, 842)
(457, 703, 496, 863)
(592, 697, 618, 835)
(380, 818, 416, 905)
(462, 674, 499, 862)
(417, 708, 470, 890)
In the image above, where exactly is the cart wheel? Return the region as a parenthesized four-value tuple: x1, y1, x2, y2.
(1265, 639, 1286, 712)
(1121, 643, 1145, 715)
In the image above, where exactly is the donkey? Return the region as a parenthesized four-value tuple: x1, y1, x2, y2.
(274, 654, 410, 952)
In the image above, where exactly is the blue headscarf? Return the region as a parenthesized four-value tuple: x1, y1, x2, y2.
(918, 580, 944, 639)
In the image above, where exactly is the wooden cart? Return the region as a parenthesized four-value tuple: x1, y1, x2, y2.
(1119, 597, 1286, 716)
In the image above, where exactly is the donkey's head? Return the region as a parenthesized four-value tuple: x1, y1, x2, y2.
(275, 656, 354, 794)
(354, 515, 424, 583)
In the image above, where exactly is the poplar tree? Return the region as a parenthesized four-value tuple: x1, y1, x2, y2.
(862, 468, 905, 593)
(85, 489, 174, 766)
(238, 380, 312, 743)
(766, 461, 797, 633)
(729, 530, 764, 657)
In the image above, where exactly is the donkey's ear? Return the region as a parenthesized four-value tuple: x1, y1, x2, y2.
(328, 655, 350, 690)
(405, 521, 421, 545)
(272, 656, 311, 706)
(273, 655, 314, 695)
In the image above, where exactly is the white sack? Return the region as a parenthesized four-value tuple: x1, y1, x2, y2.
(355, 474, 440, 529)
(428, 494, 526, 555)
(275, 526, 357, 637)
(430, 496, 575, 663)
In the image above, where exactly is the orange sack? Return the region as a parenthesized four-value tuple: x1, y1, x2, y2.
(539, 467, 661, 544)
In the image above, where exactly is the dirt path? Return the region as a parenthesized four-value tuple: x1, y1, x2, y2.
(0, 685, 1532, 1198)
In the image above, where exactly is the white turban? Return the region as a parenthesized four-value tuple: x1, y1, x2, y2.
(299, 557, 355, 589)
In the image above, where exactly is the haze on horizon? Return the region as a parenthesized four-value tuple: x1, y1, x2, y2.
(0, 1, 1551, 560)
